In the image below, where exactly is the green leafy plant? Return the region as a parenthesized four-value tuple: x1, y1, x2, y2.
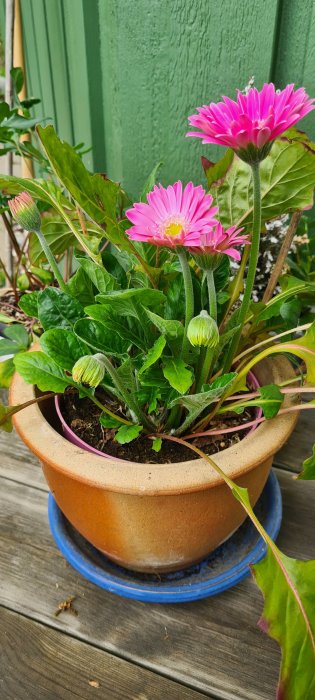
(1, 82, 315, 699)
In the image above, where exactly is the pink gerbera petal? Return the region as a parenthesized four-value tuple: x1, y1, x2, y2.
(187, 83, 315, 161)
(189, 223, 250, 263)
(126, 182, 219, 249)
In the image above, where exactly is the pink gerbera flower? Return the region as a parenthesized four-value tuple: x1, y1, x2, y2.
(125, 181, 219, 248)
(189, 223, 250, 269)
(187, 83, 315, 162)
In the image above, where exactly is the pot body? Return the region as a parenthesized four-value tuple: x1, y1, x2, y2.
(41, 457, 272, 571)
(10, 357, 298, 573)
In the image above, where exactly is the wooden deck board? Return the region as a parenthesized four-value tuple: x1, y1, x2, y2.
(0, 410, 314, 700)
(0, 607, 210, 700)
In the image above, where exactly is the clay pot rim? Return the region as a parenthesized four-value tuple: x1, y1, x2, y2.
(10, 356, 298, 496)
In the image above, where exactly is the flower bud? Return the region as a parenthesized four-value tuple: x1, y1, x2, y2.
(187, 311, 219, 348)
(72, 353, 107, 388)
(8, 192, 41, 232)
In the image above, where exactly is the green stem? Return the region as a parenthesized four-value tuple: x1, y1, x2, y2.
(195, 269, 217, 392)
(100, 355, 154, 431)
(35, 228, 68, 294)
(177, 249, 194, 360)
(77, 386, 131, 426)
(206, 269, 217, 321)
(223, 161, 262, 371)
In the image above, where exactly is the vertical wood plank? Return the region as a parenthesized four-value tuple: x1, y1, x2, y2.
(272, 0, 315, 138)
(42, 0, 73, 144)
(99, 0, 280, 197)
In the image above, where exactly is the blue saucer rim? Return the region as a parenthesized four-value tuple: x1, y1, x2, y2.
(48, 471, 282, 603)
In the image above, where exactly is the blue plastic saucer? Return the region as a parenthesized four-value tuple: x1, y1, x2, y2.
(48, 471, 282, 603)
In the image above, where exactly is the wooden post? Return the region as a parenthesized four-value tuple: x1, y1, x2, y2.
(14, 0, 34, 179)
(4, 0, 15, 278)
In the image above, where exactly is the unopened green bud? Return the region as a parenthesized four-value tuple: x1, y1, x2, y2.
(187, 311, 219, 348)
(8, 192, 41, 231)
(72, 353, 107, 387)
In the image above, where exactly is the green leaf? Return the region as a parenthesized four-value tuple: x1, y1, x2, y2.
(0, 324, 30, 356)
(29, 215, 77, 265)
(213, 253, 230, 291)
(210, 133, 315, 230)
(298, 444, 315, 480)
(234, 322, 315, 391)
(139, 336, 166, 375)
(37, 125, 132, 254)
(37, 125, 120, 226)
(65, 268, 95, 307)
(84, 305, 146, 351)
(203, 148, 234, 188)
(218, 324, 241, 352)
(14, 351, 71, 393)
(0, 358, 15, 388)
(76, 253, 118, 293)
(74, 318, 128, 357)
(0, 401, 14, 432)
(96, 287, 165, 308)
(145, 309, 184, 347)
(0, 102, 10, 123)
(162, 359, 193, 394)
(151, 437, 162, 453)
(0, 174, 70, 210)
(254, 280, 313, 324)
(140, 162, 163, 202)
(258, 384, 285, 419)
(40, 329, 89, 371)
(99, 414, 122, 429)
(252, 549, 315, 700)
(38, 288, 84, 331)
(170, 372, 237, 433)
(0, 339, 22, 356)
(136, 386, 162, 413)
(116, 358, 137, 393)
(115, 424, 143, 444)
(4, 324, 30, 348)
(0, 313, 14, 324)
(18, 291, 39, 318)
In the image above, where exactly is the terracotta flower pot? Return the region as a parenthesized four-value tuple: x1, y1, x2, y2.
(10, 356, 298, 573)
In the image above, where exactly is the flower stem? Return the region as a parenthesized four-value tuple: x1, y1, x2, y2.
(35, 228, 68, 294)
(195, 270, 217, 392)
(223, 161, 262, 371)
(206, 269, 217, 321)
(99, 355, 154, 431)
(177, 249, 194, 360)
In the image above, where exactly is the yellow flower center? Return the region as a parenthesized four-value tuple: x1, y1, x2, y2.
(164, 221, 183, 238)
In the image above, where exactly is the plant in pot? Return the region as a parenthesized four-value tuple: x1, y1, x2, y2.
(1, 82, 315, 698)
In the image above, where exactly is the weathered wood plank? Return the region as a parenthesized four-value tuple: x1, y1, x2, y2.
(0, 606, 209, 700)
(274, 406, 314, 474)
(1, 468, 314, 700)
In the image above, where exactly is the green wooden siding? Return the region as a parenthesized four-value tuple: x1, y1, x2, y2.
(1, 0, 315, 197)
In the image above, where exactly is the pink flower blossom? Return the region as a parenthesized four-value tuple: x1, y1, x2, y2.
(187, 84, 315, 155)
(125, 181, 219, 248)
(190, 223, 250, 262)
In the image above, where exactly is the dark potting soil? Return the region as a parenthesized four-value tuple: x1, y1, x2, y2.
(61, 387, 256, 464)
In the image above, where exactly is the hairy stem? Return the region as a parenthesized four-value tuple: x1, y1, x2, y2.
(34, 228, 68, 294)
(194, 271, 217, 393)
(100, 355, 154, 431)
(223, 162, 262, 371)
(177, 249, 194, 360)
